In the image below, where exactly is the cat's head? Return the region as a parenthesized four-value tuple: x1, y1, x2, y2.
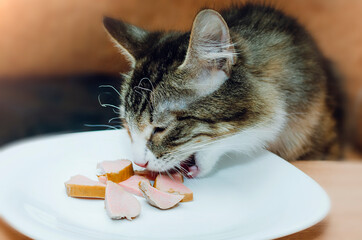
(103, 10, 253, 176)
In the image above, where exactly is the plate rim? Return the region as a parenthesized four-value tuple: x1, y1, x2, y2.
(0, 130, 330, 240)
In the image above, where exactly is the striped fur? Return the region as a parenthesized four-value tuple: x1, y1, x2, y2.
(104, 3, 343, 176)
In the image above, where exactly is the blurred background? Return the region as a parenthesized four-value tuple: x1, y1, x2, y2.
(0, 0, 361, 157)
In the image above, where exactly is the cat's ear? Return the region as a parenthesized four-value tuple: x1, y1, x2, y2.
(103, 16, 148, 69)
(180, 9, 236, 75)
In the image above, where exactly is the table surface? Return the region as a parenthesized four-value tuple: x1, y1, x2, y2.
(1, 160, 362, 240)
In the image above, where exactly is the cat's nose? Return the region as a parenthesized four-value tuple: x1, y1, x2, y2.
(134, 161, 148, 168)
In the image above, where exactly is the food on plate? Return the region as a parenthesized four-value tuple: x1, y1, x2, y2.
(97, 175, 108, 184)
(65, 175, 106, 199)
(105, 181, 141, 220)
(154, 173, 193, 202)
(118, 175, 151, 197)
(65, 159, 193, 219)
(134, 170, 157, 181)
(139, 180, 184, 210)
(97, 159, 134, 183)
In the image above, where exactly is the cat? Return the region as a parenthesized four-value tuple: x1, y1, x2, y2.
(103, 3, 343, 177)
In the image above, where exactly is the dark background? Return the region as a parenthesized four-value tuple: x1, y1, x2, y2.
(0, 74, 122, 146)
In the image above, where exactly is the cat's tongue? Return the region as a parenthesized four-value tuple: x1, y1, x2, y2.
(185, 165, 199, 178)
(179, 154, 199, 178)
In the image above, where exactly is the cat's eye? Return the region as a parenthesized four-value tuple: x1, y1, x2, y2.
(153, 127, 166, 135)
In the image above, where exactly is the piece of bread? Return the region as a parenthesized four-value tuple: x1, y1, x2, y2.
(118, 175, 150, 197)
(139, 181, 184, 210)
(105, 181, 141, 220)
(97, 159, 134, 183)
(65, 175, 106, 199)
(154, 173, 193, 202)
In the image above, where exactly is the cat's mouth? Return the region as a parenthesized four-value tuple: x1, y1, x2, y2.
(145, 154, 200, 178)
(177, 153, 199, 178)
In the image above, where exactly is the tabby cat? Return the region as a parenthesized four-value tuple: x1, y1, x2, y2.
(103, 3, 342, 177)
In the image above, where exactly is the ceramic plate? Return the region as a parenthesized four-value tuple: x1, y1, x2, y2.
(0, 130, 329, 240)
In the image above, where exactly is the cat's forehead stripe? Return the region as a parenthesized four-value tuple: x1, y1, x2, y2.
(136, 92, 149, 116)
(123, 32, 192, 120)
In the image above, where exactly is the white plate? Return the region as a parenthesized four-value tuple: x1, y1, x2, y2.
(0, 130, 329, 240)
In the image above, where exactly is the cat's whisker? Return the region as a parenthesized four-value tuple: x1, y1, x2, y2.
(176, 164, 201, 186)
(98, 94, 122, 110)
(84, 124, 120, 130)
(223, 152, 234, 161)
(165, 170, 177, 183)
(138, 77, 154, 92)
(168, 132, 240, 153)
(108, 117, 121, 123)
(113, 109, 121, 114)
(134, 89, 154, 111)
(137, 77, 157, 108)
(99, 85, 121, 97)
(134, 86, 152, 92)
(173, 166, 186, 178)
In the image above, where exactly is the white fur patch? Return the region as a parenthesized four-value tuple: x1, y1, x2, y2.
(191, 70, 228, 96)
(118, 105, 126, 119)
(195, 101, 287, 177)
(131, 125, 155, 167)
(156, 99, 188, 113)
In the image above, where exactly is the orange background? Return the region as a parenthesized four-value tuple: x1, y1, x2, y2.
(0, 0, 361, 149)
